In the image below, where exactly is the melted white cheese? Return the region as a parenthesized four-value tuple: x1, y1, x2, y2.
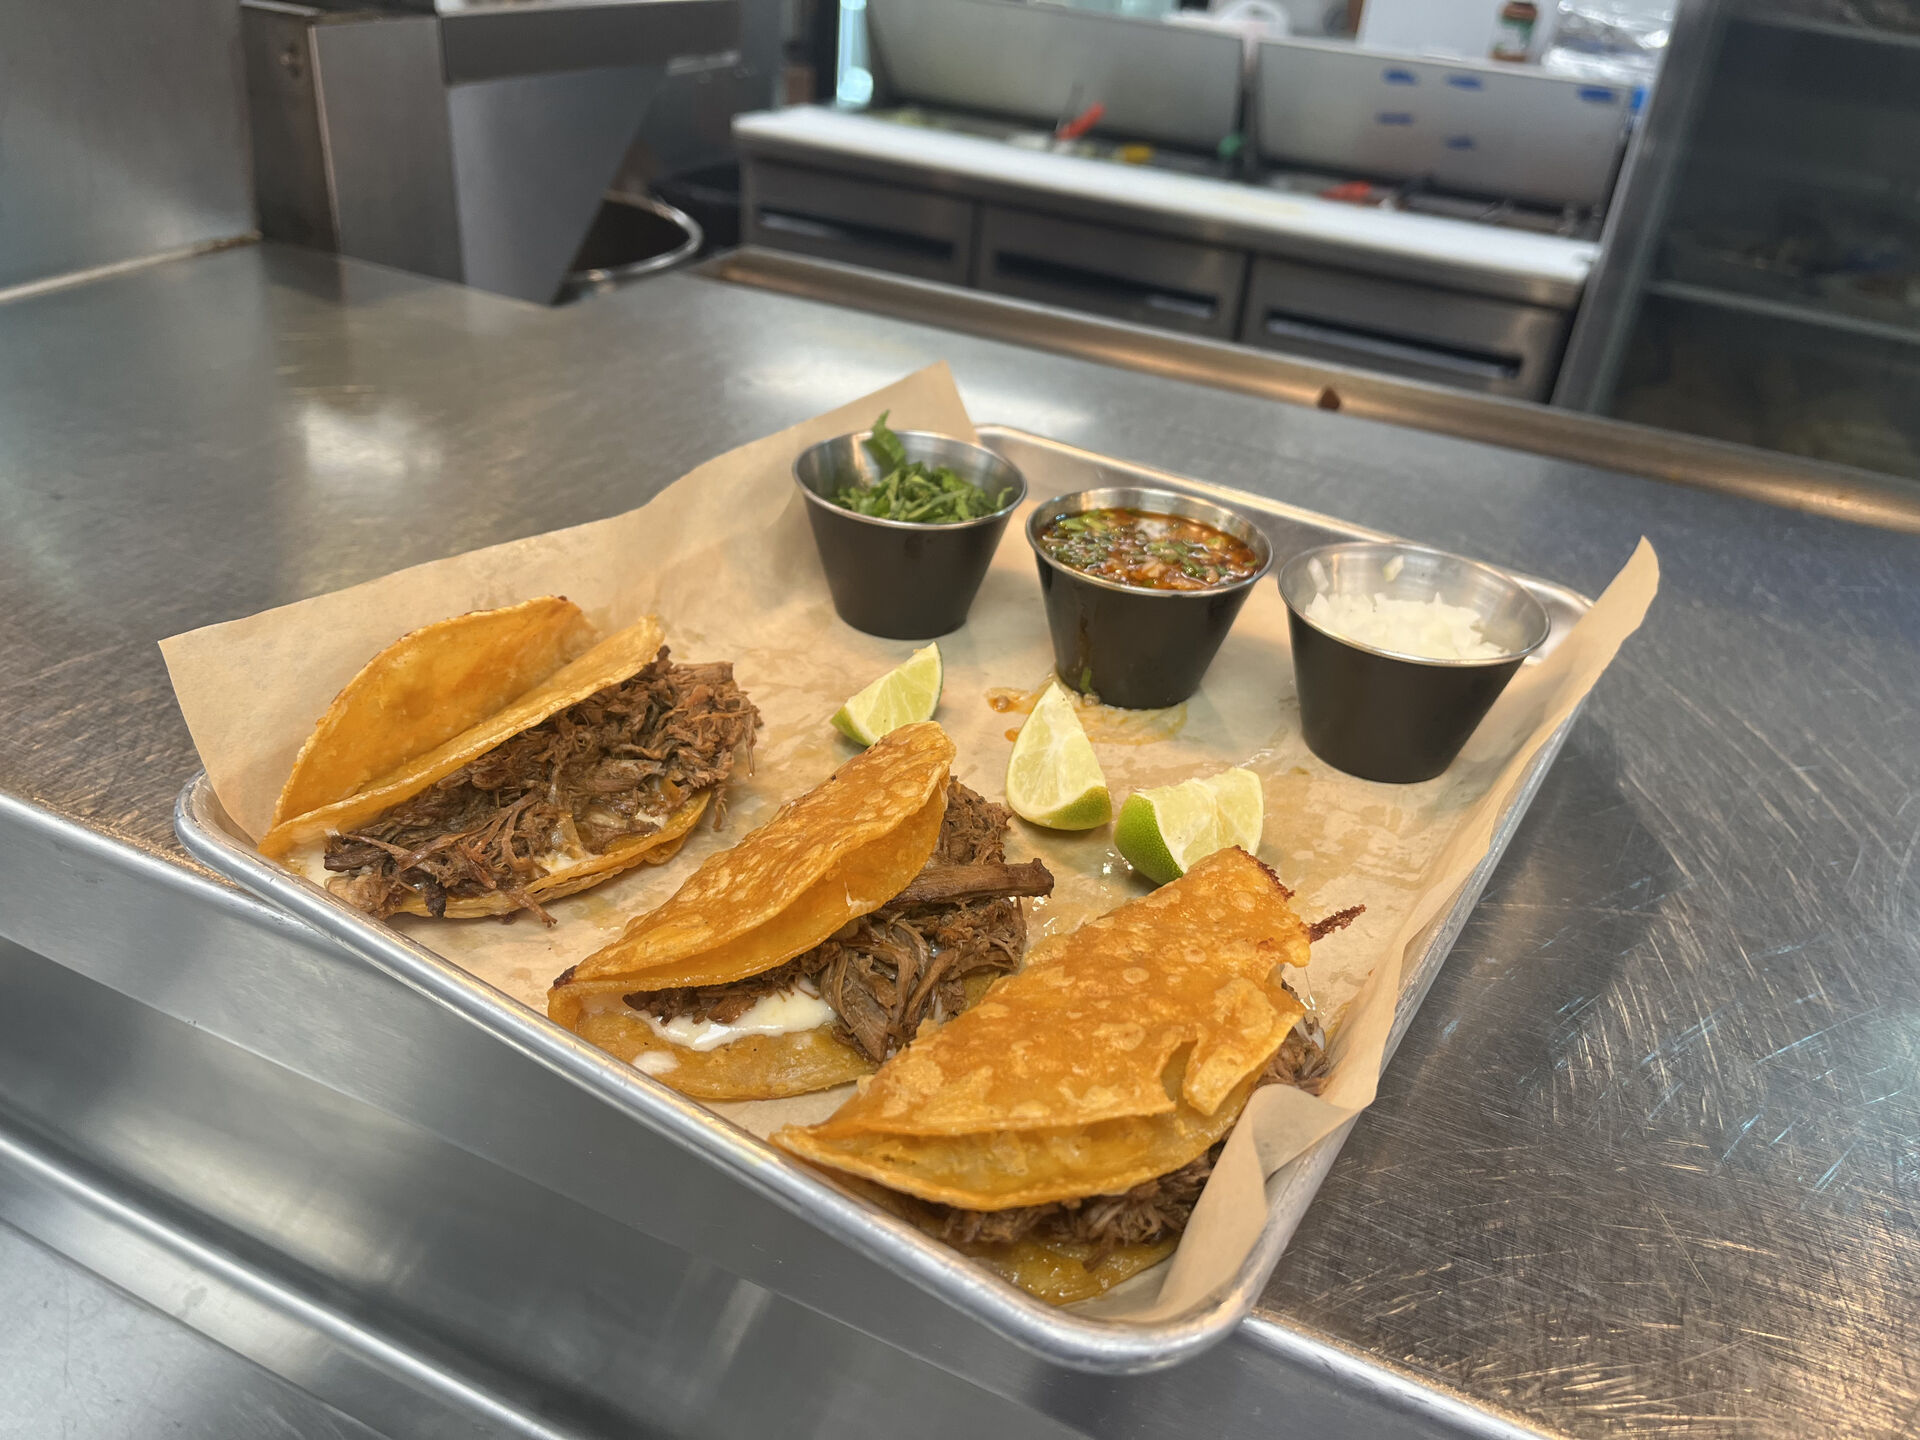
(642, 987, 835, 1052)
(632, 1050, 681, 1076)
(286, 842, 327, 885)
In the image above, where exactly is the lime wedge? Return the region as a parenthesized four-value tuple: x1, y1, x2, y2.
(1115, 768, 1264, 885)
(1005, 682, 1111, 830)
(831, 643, 944, 746)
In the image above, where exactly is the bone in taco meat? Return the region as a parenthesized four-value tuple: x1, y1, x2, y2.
(774, 846, 1359, 1305)
(548, 722, 1055, 1100)
(260, 600, 758, 923)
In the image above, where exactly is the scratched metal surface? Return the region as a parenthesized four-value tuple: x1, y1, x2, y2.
(0, 1220, 386, 1440)
(0, 244, 1916, 1436)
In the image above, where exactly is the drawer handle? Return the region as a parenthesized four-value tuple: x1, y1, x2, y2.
(1262, 310, 1521, 381)
(757, 208, 955, 262)
(993, 252, 1217, 321)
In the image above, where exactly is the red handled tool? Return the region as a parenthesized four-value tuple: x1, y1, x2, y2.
(1054, 101, 1106, 141)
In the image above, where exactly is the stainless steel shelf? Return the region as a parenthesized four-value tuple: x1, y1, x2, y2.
(1645, 276, 1920, 347)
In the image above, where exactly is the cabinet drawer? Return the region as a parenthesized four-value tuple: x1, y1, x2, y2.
(743, 161, 975, 285)
(1238, 255, 1571, 399)
(977, 206, 1246, 340)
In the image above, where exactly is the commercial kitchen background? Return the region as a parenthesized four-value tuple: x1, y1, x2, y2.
(2, 1, 1917, 1438)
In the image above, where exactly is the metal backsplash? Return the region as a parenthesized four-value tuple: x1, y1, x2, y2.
(0, 0, 253, 292)
(866, 0, 1244, 152)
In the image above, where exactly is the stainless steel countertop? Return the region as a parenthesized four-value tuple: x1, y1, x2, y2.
(2, 243, 1917, 1437)
(0, 1219, 386, 1440)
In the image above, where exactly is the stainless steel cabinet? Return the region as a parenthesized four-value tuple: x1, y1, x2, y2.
(976, 205, 1247, 340)
(734, 139, 1586, 398)
(1558, 6, 1920, 482)
(743, 160, 977, 284)
(1237, 255, 1571, 399)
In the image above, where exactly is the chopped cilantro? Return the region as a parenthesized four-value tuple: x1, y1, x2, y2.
(831, 412, 1010, 524)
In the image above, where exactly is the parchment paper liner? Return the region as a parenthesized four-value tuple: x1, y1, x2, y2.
(162, 363, 1657, 1322)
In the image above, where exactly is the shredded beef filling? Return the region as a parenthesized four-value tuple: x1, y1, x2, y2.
(626, 783, 1053, 1060)
(323, 647, 759, 922)
(924, 986, 1332, 1254)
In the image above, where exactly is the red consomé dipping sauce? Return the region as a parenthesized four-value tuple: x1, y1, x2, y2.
(1037, 508, 1261, 591)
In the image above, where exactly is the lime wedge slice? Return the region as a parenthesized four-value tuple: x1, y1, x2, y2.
(831, 643, 944, 746)
(1115, 768, 1264, 885)
(1005, 682, 1112, 830)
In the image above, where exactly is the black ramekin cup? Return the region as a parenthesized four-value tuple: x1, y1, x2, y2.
(1276, 541, 1553, 783)
(794, 429, 1026, 640)
(1025, 487, 1273, 710)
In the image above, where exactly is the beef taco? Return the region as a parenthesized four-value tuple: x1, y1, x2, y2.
(775, 846, 1358, 1305)
(262, 598, 759, 923)
(549, 721, 1054, 1101)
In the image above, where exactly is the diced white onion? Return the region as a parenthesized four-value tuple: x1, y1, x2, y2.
(1303, 590, 1505, 661)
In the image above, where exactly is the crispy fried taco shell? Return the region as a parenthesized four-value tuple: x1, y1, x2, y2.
(567, 1009, 873, 1101)
(549, 722, 958, 1098)
(266, 604, 753, 919)
(263, 607, 668, 859)
(775, 846, 1313, 1301)
(791, 1068, 1271, 1211)
(841, 1176, 1179, 1307)
(550, 722, 956, 1017)
(270, 597, 595, 832)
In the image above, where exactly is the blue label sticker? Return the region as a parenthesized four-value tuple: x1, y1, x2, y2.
(1578, 86, 1618, 103)
(1444, 135, 1476, 150)
(1445, 74, 1485, 89)
(1375, 112, 1415, 125)
(1383, 67, 1418, 84)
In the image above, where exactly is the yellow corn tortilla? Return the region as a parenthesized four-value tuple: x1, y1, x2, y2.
(571, 966, 1003, 1103)
(270, 597, 594, 830)
(792, 1067, 1272, 1210)
(549, 722, 958, 1099)
(774, 847, 1314, 1299)
(796, 846, 1311, 1143)
(609, 790, 946, 994)
(569, 1007, 873, 1101)
(549, 722, 956, 1019)
(842, 1175, 1180, 1306)
(261, 611, 667, 859)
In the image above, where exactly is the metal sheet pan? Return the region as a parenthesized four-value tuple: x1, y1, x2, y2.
(174, 426, 1591, 1376)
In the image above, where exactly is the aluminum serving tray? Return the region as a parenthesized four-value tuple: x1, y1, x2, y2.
(175, 427, 1593, 1376)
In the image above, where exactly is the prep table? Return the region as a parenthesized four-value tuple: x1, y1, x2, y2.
(2, 242, 1917, 1440)
(733, 106, 1600, 401)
